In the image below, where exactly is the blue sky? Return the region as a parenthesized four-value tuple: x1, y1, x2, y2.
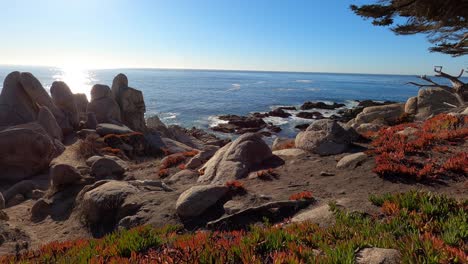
(0, 0, 466, 74)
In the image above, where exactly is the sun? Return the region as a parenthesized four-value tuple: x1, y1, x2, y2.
(52, 65, 96, 100)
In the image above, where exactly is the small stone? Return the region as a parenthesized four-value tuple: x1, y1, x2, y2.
(320, 171, 335, 177)
(336, 152, 368, 169)
(356, 247, 401, 264)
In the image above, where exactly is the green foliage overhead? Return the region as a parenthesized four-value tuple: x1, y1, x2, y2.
(351, 0, 468, 56)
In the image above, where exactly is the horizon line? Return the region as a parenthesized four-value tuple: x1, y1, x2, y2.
(0, 63, 423, 77)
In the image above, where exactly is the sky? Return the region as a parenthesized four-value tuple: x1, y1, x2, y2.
(0, 0, 466, 75)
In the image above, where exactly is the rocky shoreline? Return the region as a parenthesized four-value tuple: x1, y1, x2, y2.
(0, 70, 467, 258)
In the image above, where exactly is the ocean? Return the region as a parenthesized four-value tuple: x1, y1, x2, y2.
(0, 65, 460, 138)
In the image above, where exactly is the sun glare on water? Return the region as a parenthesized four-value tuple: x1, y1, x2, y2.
(52, 66, 96, 100)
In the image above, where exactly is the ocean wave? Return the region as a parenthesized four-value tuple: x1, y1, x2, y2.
(275, 88, 297, 92)
(159, 112, 179, 120)
(305, 88, 321, 91)
(227, 83, 241, 91)
(295, 79, 313, 83)
(263, 116, 290, 126)
(207, 115, 229, 127)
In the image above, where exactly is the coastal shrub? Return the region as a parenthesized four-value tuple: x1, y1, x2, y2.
(275, 141, 295, 150)
(256, 168, 278, 180)
(160, 154, 186, 169)
(225, 180, 246, 194)
(182, 150, 199, 157)
(5, 191, 466, 263)
(370, 113, 468, 181)
(178, 163, 186, 170)
(77, 134, 102, 159)
(289, 191, 313, 201)
(158, 168, 169, 178)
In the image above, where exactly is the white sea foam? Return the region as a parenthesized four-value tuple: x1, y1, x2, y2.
(160, 112, 179, 120)
(305, 88, 321, 92)
(207, 115, 229, 127)
(263, 116, 289, 126)
(275, 88, 297, 92)
(295, 80, 313, 83)
(227, 83, 241, 91)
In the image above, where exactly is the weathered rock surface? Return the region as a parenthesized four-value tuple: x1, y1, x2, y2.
(78, 181, 139, 233)
(212, 115, 267, 134)
(0, 72, 66, 131)
(85, 112, 98, 129)
(354, 104, 405, 125)
(73, 93, 89, 122)
(147, 115, 172, 138)
(0, 123, 58, 181)
(0, 193, 5, 210)
(296, 111, 323, 119)
(87, 84, 121, 124)
(50, 164, 82, 190)
(166, 169, 198, 185)
(50, 81, 79, 130)
(0, 71, 38, 126)
(90, 157, 126, 179)
(37, 105, 63, 141)
(198, 133, 272, 184)
(416, 88, 461, 120)
(404, 96, 418, 115)
(291, 203, 335, 227)
(111, 74, 147, 132)
(356, 248, 401, 264)
(272, 148, 307, 157)
(186, 145, 220, 169)
(300, 101, 345, 110)
(96, 123, 133, 136)
(175, 185, 229, 217)
(295, 120, 354, 155)
(2, 180, 37, 204)
(223, 200, 244, 215)
(336, 152, 367, 169)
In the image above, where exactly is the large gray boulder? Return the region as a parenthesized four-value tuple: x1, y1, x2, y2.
(111, 74, 147, 132)
(50, 164, 82, 190)
(404, 96, 418, 115)
(0, 72, 73, 134)
(78, 181, 138, 229)
(295, 120, 354, 155)
(0, 123, 57, 181)
(37, 105, 63, 141)
(353, 104, 405, 125)
(416, 88, 461, 120)
(50, 81, 79, 129)
(86, 84, 121, 124)
(90, 157, 126, 179)
(147, 116, 172, 138)
(73, 93, 89, 122)
(198, 133, 272, 184)
(0, 71, 38, 126)
(176, 185, 229, 217)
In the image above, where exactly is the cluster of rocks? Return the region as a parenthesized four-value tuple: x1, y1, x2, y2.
(211, 101, 350, 136)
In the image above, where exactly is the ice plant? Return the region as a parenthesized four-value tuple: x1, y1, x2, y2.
(289, 191, 313, 201)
